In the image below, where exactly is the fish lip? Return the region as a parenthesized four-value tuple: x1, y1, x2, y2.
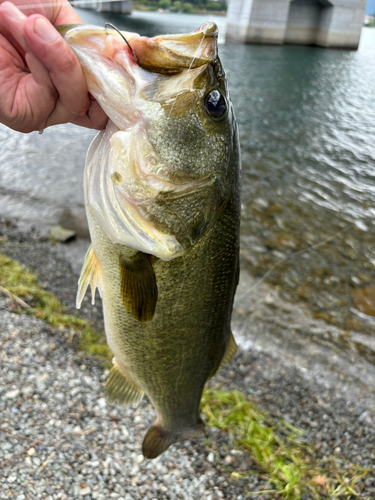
(62, 23, 218, 75)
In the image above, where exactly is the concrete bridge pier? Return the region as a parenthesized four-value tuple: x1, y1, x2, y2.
(225, 0, 367, 49)
(75, 0, 132, 14)
(99, 0, 132, 13)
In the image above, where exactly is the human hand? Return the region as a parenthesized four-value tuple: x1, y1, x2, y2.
(0, 0, 108, 133)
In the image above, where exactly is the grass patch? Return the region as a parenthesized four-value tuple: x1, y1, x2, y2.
(201, 390, 373, 499)
(0, 252, 112, 366)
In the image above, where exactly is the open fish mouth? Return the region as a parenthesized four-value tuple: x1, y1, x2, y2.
(60, 23, 221, 260)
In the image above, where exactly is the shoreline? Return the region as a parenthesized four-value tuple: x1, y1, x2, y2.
(1, 217, 375, 498)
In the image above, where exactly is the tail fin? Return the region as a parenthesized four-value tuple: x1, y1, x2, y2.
(142, 421, 204, 459)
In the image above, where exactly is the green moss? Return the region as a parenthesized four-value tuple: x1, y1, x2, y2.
(0, 253, 112, 366)
(201, 390, 373, 499)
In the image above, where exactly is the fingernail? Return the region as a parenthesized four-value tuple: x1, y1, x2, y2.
(34, 17, 58, 43)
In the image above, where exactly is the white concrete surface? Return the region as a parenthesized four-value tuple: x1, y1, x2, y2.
(226, 0, 367, 49)
(99, 0, 132, 14)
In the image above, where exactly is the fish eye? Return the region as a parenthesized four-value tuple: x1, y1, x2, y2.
(204, 90, 226, 119)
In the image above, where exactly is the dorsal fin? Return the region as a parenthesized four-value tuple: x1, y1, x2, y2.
(119, 252, 158, 322)
(76, 245, 103, 308)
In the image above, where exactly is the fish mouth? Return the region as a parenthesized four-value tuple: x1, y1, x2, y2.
(62, 22, 218, 183)
(60, 22, 218, 74)
(129, 22, 218, 73)
(61, 23, 219, 260)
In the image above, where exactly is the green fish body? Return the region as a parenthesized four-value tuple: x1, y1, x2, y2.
(63, 22, 241, 458)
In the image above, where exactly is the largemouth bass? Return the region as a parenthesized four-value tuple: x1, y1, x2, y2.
(61, 22, 241, 458)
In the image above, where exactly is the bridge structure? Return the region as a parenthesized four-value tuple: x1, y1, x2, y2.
(76, 0, 132, 14)
(225, 0, 367, 49)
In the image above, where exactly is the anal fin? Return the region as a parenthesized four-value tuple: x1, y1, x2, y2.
(76, 245, 102, 309)
(119, 252, 158, 322)
(106, 361, 144, 407)
(210, 331, 237, 377)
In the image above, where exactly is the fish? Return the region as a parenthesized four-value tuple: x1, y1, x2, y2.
(60, 21, 241, 459)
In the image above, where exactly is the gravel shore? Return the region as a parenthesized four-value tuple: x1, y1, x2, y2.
(1, 219, 375, 499)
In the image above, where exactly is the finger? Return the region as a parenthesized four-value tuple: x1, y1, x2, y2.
(2, 0, 52, 19)
(72, 99, 109, 130)
(24, 14, 90, 117)
(0, 2, 28, 58)
(48, 94, 109, 129)
(7, 0, 83, 26)
(0, 43, 23, 107)
(25, 51, 53, 89)
(0, 3, 57, 130)
(54, 1, 83, 25)
(0, 7, 54, 89)
(0, 32, 25, 69)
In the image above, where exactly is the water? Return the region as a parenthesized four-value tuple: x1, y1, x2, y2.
(1, 11, 375, 350)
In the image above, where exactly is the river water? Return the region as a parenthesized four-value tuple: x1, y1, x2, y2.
(1, 11, 375, 358)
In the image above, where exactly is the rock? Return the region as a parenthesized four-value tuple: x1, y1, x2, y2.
(253, 197, 269, 209)
(274, 231, 299, 249)
(97, 397, 106, 409)
(297, 286, 312, 300)
(352, 286, 375, 316)
(346, 318, 361, 330)
(314, 312, 331, 322)
(5, 388, 19, 399)
(49, 225, 76, 242)
(58, 208, 90, 239)
(79, 486, 92, 496)
(266, 203, 283, 216)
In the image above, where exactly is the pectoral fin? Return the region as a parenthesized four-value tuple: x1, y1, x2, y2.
(106, 361, 144, 406)
(210, 331, 237, 377)
(76, 245, 103, 309)
(119, 252, 158, 322)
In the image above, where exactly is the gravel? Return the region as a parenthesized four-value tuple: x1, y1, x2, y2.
(0, 302, 264, 500)
(1, 218, 375, 498)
